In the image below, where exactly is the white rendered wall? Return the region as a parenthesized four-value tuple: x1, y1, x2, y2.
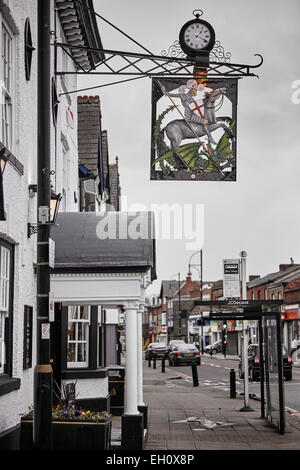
(62, 377, 109, 400)
(0, 0, 79, 435)
(0, 0, 38, 434)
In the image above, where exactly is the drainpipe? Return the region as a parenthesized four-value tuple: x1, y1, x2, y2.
(33, 0, 53, 449)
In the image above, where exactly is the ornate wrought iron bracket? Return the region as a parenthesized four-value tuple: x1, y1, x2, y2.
(27, 223, 38, 238)
(54, 42, 263, 79)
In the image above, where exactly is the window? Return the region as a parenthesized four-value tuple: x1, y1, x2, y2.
(61, 143, 70, 211)
(67, 306, 90, 368)
(81, 178, 97, 212)
(1, 21, 13, 150)
(0, 241, 13, 375)
(278, 292, 282, 300)
(264, 288, 268, 300)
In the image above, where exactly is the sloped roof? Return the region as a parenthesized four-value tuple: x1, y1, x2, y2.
(247, 265, 300, 288)
(51, 212, 156, 280)
(268, 266, 300, 290)
(160, 280, 184, 299)
(56, 0, 104, 71)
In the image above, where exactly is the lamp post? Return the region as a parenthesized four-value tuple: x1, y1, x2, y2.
(239, 250, 253, 412)
(33, 0, 53, 449)
(188, 250, 203, 353)
(169, 273, 182, 339)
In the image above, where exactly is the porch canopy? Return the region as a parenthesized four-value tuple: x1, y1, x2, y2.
(50, 211, 156, 306)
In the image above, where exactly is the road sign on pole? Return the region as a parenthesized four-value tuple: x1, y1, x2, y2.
(223, 259, 240, 298)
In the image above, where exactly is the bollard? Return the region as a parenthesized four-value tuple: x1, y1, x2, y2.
(191, 362, 199, 387)
(148, 357, 151, 367)
(161, 356, 165, 373)
(153, 357, 156, 369)
(230, 368, 236, 398)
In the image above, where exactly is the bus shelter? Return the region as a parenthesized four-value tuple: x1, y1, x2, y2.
(191, 300, 285, 434)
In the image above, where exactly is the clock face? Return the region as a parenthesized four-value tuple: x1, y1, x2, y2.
(183, 22, 212, 50)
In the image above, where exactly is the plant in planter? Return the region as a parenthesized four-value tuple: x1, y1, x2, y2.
(20, 381, 112, 450)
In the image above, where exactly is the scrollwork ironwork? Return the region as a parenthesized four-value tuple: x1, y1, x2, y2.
(161, 39, 232, 64)
(161, 40, 185, 60)
(209, 40, 231, 63)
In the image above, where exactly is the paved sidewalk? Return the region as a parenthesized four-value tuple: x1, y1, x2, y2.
(143, 360, 300, 450)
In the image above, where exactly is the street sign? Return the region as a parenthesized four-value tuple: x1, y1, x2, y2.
(49, 291, 54, 322)
(41, 323, 50, 340)
(49, 238, 55, 269)
(223, 259, 240, 298)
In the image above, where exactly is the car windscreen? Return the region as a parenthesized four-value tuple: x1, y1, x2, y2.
(152, 344, 167, 349)
(177, 345, 197, 351)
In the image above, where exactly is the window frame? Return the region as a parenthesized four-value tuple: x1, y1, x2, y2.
(0, 15, 14, 153)
(0, 238, 14, 376)
(67, 305, 90, 368)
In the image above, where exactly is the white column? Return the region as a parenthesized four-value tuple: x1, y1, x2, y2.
(124, 303, 139, 415)
(137, 306, 144, 406)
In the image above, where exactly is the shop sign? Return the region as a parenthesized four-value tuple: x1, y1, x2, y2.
(227, 319, 235, 331)
(151, 77, 238, 181)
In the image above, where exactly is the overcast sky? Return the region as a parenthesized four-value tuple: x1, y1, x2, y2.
(78, 0, 300, 296)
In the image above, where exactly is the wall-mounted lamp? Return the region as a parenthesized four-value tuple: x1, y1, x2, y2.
(28, 189, 62, 238)
(0, 148, 8, 174)
(28, 184, 37, 198)
(50, 191, 62, 224)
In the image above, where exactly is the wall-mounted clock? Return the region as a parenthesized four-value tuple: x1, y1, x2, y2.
(179, 15, 215, 61)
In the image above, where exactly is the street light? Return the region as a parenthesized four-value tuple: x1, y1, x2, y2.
(28, 189, 62, 238)
(168, 272, 182, 340)
(0, 148, 8, 173)
(188, 250, 204, 353)
(50, 190, 62, 223)
(239, 250, 253, 412)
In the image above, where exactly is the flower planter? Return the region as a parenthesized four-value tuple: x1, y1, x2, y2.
(20, 413, 112, 450)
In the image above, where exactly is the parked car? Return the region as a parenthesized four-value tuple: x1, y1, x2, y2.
(168, 344, 201, 366)
(145, 343, 169, 360)
(167, 339, 185, 352)
(204, 340, 222, 355)
(238, 344, 293, 381)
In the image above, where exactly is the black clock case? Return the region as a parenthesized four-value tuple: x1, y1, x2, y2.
(179, 18, 216, 57)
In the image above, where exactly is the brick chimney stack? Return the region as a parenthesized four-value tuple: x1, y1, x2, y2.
(249, 275, 260, 282)
(279, 259, 296, 272)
